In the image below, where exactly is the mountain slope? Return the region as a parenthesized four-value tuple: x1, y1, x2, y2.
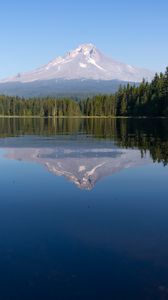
(0, 79, 136, 98)
(1, 43, 154, 83)
(0, 44, 155, 97)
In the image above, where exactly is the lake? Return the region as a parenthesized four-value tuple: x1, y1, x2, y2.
(0, 117, 168, 300)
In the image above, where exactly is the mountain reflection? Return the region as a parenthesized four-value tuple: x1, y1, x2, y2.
(0, 117, 167, 189)
(6, 143, 151, 190)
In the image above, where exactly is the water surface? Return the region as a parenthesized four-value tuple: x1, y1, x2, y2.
(0, 118, 168, 300)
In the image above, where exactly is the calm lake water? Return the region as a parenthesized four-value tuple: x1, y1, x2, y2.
(0, 117, 168, 300)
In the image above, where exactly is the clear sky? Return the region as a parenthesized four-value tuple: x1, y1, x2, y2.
(0, 0, 168, 78)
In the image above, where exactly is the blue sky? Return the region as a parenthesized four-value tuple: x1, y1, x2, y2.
(0, 0, 168, 78)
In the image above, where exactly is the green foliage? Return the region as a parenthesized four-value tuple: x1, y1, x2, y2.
(81, 68, 168, 117)
(0, 96, 81, 117)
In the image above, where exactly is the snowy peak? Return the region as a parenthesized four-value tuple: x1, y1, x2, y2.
(68, 43, 97, 57)
(0, 43, 155, 83)
(46, 43, 102, 70)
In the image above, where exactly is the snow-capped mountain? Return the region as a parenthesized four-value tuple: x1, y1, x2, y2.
(1, 43, 154, 83)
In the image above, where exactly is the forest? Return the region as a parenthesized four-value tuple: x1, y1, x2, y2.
(0, 67, 168, 117)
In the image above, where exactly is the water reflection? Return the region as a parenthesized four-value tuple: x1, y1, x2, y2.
(0, 118, 168, 300)
(0, 117, 166, 189)
(6, 141, 151, 190)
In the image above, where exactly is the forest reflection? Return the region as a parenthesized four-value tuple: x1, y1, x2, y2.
(0, 117, 168, 165)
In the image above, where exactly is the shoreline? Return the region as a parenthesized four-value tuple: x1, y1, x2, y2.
(0, 116, 167, 119)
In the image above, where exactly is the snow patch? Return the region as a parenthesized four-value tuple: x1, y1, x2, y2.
(68, 43, 95, 58)
(79, 165, 86, 172)
(46, 57, 64, 69)
(46, 57, 73, 69)
(79, 63, 87, 68)
(86, 163, 105, 176)
(87, 57, 105, 71)
(127, 64, 134, 70)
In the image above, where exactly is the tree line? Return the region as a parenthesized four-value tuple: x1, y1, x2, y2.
(0, 97, 81, 117)
(0, 67, 168, 117)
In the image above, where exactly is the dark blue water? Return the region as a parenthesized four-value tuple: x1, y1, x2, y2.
(0, 118, 168, 300)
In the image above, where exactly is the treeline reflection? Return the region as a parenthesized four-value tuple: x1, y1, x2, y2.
(0, 117, 168, 165)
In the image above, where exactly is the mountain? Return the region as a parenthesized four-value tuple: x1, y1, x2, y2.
(1, 43, 154, 83)
(0, 43, 154, 97)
